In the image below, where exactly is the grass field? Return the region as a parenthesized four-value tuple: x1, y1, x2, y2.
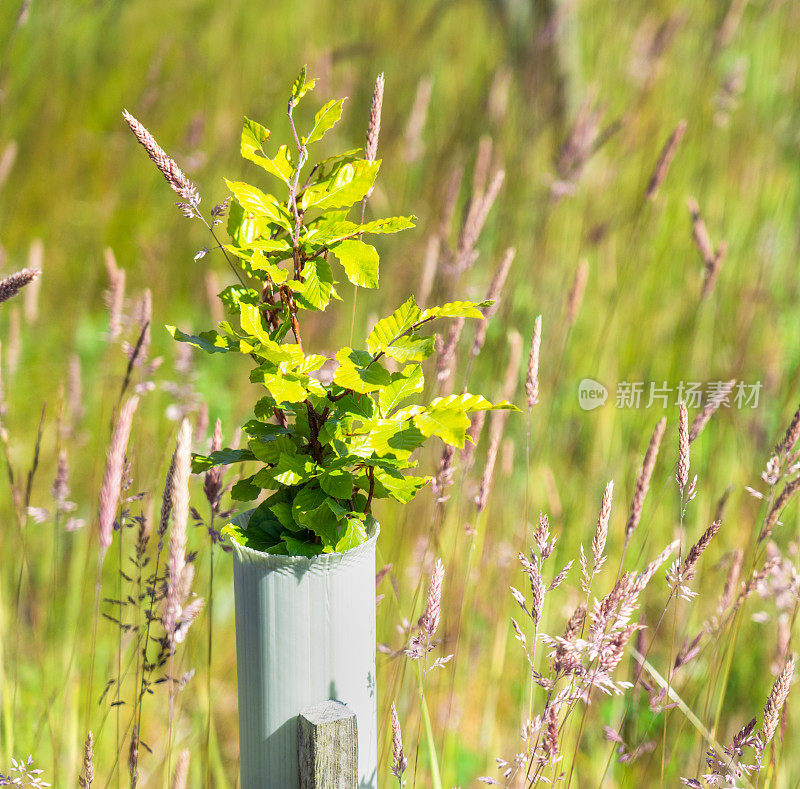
(2, 0, 800, 786)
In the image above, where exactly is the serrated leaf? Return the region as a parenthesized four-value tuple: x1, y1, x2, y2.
(250, 251, 288, 283)
(383, 335, 435, 363)
(427, 393, 518, 413)
(333, 348, 391, 393)
(191, 448, 255, 473)
(271, 452, 318, 486)
(335, 515, 368, 552)
(230, 475, 261, 501)
(281, 534, 323, 557)
(248, 434, 290, 464)
(414, 406, 471, 447)
(303, 220, 359, 247)
(240, 117, 270, 159)
(314, 148, 363, 175)
(359, 215, 416, 234)
(296, 257, 335, 311)
(222, 509, 283, 551)
(305, 98, 345, 145)
(239, 302, 276, 346)
(319, 468, 355, 498)
(332, 238, 379, 288)
(333, 392, 375, 420)
(349, 417, 425, 457)
(373, 467, 430, 503)
(225, 180, 285, 223)
(422, 300, 492, 320)
(249, 238, 292, 253)
(167, 326, 255, 355)
(292, 485, 329, 524)
(367, 297, 423, 356)
(240, 118, 294, 185)
(300, 160, 380, 211)
(218, 285, 260, 315)
(227, 199, 265, 247)
(255, 372, 308, 403)
(379, 365, 425, 416)
(290, 66, 316, 106)
(292, 354, 328, 375)
(269, 501, 300, 531)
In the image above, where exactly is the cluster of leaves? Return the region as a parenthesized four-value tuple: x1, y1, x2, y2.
(175, 69, 513, 556)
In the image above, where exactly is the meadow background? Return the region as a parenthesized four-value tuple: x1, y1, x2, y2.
(2, 0, 800, 785)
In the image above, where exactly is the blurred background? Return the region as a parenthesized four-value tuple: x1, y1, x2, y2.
(2, 0, 800, 785)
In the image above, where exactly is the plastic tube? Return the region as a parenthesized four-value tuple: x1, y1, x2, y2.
(232, 518, 379, 788)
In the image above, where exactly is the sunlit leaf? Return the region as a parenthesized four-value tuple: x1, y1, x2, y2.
(305, 98, 345, 145)
(290, 65, 316, 106)
(359, 216, 416, 234)
(414, 406, 472, 447)
(300, 160, 380, 211)
(333, 348, 391, 393)
(225, 179, 286, 223)
(367, 297, 422, 356)
(422, 300, 492, 320)
(383, 335, 435, 363)
(332, 238, 379, 288)
(319, 468, 355, 499)
(379, 365, 425, 416)
(167, 326, 255, 355)
(334, 515, 367, 552)
(191, 448, 255, 473)
(296, 257, 335, 311)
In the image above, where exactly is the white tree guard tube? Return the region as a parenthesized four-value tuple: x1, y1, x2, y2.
(232, 519, 379, 788)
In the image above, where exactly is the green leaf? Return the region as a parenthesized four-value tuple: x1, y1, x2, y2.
(270, 452, 318, 486)
(349, 416, 425, 457)
(225, 180, 286, 223)
(227, 199, 265, 247)
(319, 468, 355, 499)
(282, 533, 323, 557)
(222, 517, 283, 552)
(359, 216, 416, 234)
(367, 297, 423, 356)
(333, 348, 391, 393)
(290, 65, 316, 106)
(332, 239, 379, 288)
(410, 394, 515, 449)
(300, 160, 380, 211)
(335, 515, 368, 552)
(231, 475, 261, 501)
(292, 485, 328, 523)
(249, 238, 292, 253)
(292, 354, 328, 375)
(255, 371, 309, 404)
(269, 501, 300, 531)
(305, 98, 345, 145)
(167, 326, 255, 355)
(239, 302, 275, 345)
(218, 285, 260, 315)
(383, 335, 435, 363)
(379, 365, 424, 416)
(191, 448, 255, 473)
(427, 393, 518, 413)
(240, 117, 270, 161)
(333, 391, 375, 420)
(250, 251, 288, 283)
(248, 434, 289, 464)
(422, 300, 492, 320)
(313, 148, 363, 176)
(414, 406, 472, 447)
(373, 468, 430, 503)
(296, 258, 335, 311)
